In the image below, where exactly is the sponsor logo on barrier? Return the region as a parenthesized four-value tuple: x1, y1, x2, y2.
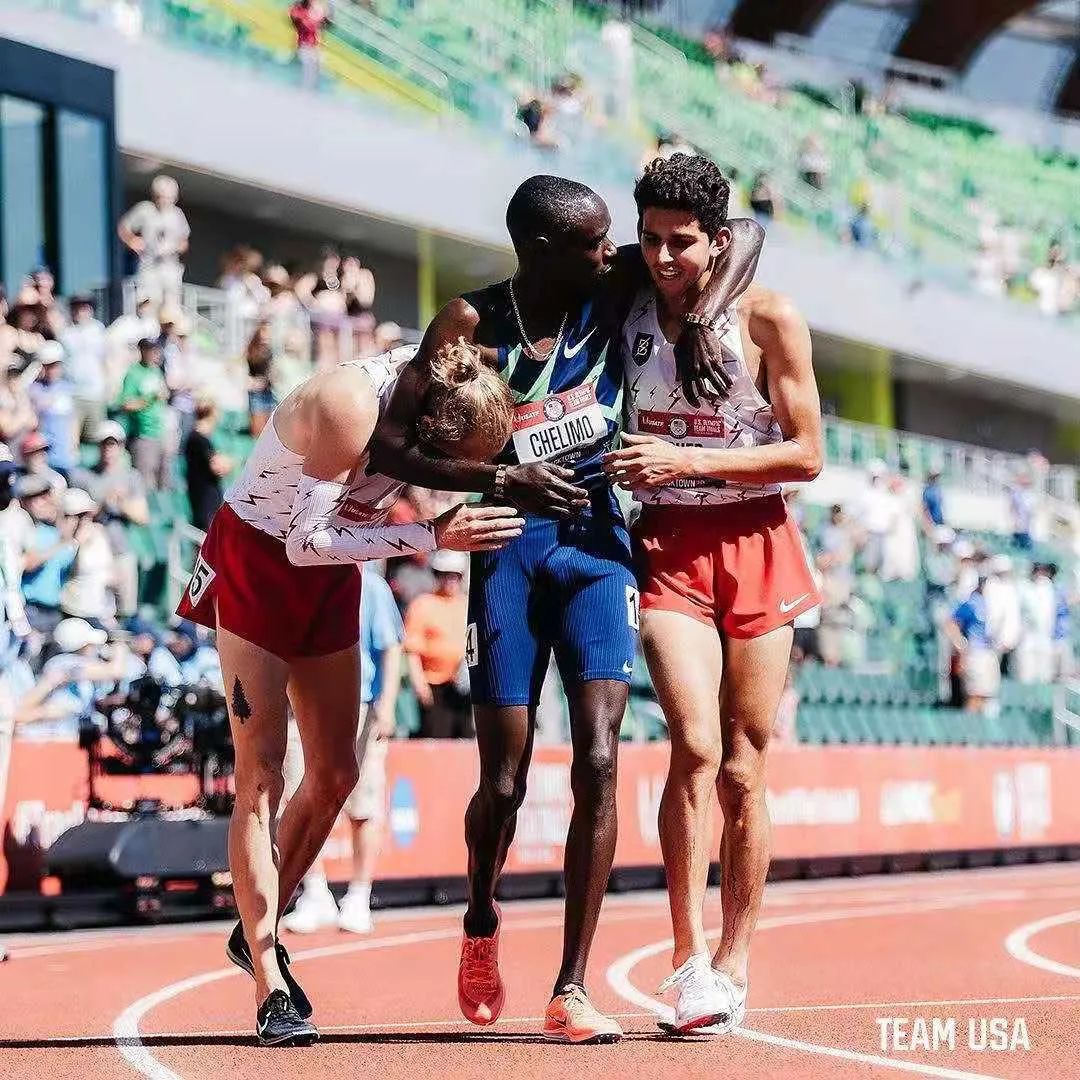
(516, 763, 571, 866)
(389, 778, 419, 848)
(767, 786, 860, 826)
(993, 763, 1051, 840)
(878, 780, 962, 826)
(11, 799, 85, 850)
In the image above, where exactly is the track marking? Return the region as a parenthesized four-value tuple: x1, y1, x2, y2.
(607, 895, 1008, 1080)
(111, 907, 660, 1078)
(750, 993, 1080, 1014)
(1004, 909, 1080, 980)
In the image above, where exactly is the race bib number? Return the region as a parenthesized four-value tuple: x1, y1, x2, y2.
(465, 622, 478, 667)
(626, 585, 640, 630)
(511, 384, 607, 465)
(187, 552, 216, 607)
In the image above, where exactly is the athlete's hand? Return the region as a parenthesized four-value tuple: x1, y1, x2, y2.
(433, 504, 525, 552)
(603, 434, 695, 489)
(674, 323, 734, 407)
(504, 463, 590, 517)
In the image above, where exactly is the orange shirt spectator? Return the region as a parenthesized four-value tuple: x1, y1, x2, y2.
(404, 560, 467, 687)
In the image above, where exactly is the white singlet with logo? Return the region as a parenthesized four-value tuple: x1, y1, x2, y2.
(225, 346, 414, 542)
(622, 289, 782, 507)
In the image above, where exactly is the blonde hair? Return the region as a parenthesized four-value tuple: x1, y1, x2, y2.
(417, 338, 513, 451)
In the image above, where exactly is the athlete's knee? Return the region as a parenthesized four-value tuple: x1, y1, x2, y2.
(477, 771, 527, 818)
(669, 727, 723, 782)
(571, 734, 618, 800)
(309, 757, 361, 809)
(717, 750, 766, 811)
(235, 749, 286, 807)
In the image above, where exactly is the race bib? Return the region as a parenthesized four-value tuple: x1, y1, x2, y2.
(511, 384, 607, 465)
(187, 552, 216, 607)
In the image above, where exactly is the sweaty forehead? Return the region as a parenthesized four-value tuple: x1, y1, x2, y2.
(560, 195, 609, 237)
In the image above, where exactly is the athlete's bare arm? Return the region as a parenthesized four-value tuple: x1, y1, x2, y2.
(283, 367, 523, 565)
(612, 218, 765, 404)
(603, 286, 822, 489)
(367, 298, 589, 517)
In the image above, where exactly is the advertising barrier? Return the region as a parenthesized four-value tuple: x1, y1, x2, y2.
(2, 738, 1079, 892)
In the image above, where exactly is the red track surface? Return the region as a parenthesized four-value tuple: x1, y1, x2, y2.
(3, 864, 1080, 1079)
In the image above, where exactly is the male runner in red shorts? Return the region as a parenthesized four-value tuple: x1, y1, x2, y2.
(176, 342, 522, 1045)
(604, 154, 822, 1034)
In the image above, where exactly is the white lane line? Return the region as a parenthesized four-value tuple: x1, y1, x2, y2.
(606, 895, 1008, 1080)
(750, 993, 1080, 1014)
(110, 906, 661, 1078)
(1003, 909, 1080, 980)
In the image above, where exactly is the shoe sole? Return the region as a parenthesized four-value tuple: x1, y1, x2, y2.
(541, 1029, 623, 1045)
(257, 1028, 320, 1047)
(658, 1018, 738, 1037)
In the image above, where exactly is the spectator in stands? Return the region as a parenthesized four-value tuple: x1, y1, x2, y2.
(797, 134, 829, 190)
(58, 487, 117, 625)
(290, 0, 329, 90)
(984, 554, 1022, 677)
(218, 245, 270, 321)
(18, 432, 67, 495)
(0, 356, 37, 447)
(921, 468, 945, 529)
(184, 399, 233, 532)
(119, 338, 170, 489)
(849, 203, 876, 250)
(375, 321, 404, 354)
(263, 264, 301, 323)
(952, 539, 979, 602)
(70, 421, 148, 618)
(341, 255, 376, 318)
(0, 459, 29, 669)
(403, 550, 471, 738)
(546, 73, 591, 148)
(17, 475, 77, 634)
(1030, 243, 1077, 317)
(6, 295, 47, 367)
(61, 295, 109, 444)
(1007, 472, 1035, 551)
(28, 342, 78, 481)
(749, 171, 782, 221)
(108, 292, 159, 356)
(925, 526, 957, 605)
(159, 308, 197, 448)
(118, 175, 190, 308)
(703, 25, 741, 68)
(1018, 562, 1056, 684)
(851, 459, 896, 574)
(881, 474, 920, 582)
(244, 321, 276, 437)
(1049, 563, 1073, 680)
(946, 575, 1000, 713)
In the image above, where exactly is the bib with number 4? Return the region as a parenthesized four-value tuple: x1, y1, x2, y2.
(511, 384, 607, 465)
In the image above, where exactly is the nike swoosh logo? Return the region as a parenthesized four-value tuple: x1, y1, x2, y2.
(779, 594, 811, 614)
(563, 328, 596, 359)
(622, 661, 634, 675)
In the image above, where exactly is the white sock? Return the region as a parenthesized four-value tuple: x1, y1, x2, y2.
(346, 883, 371, 908)
(302, 869, 332, 898)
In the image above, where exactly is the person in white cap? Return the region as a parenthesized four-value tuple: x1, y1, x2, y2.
(58, 488, 116, 624)
(403, 549, 471, 739)
(27, 342, 78, 479)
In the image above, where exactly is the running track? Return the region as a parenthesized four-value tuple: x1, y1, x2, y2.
(3, 864, 1080, 1079)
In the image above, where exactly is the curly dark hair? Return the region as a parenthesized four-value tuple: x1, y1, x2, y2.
(633, 153, 730, 237)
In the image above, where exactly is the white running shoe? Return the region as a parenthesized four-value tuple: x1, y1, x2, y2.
(658, 954, 732, 1034)
(281, 884, 339, 934)
(337, 890, 373, 934)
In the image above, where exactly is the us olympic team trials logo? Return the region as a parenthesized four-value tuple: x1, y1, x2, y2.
(668, 416, 689, 439)
(543, 396, 566, 422)
(389, 777, 420, 848)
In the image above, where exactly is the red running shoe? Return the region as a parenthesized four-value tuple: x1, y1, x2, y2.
(457, 906, 506, 1026)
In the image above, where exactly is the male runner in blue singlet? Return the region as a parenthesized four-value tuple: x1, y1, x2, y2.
(370, 176, 761, 1042)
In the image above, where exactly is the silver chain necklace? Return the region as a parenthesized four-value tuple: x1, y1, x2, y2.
(508, 276, 568, 363)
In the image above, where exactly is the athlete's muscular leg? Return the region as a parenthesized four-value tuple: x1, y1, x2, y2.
(217, 624, 291, 1004)
(463, 703, 536, 938)
(554, 678, 627, 993)
(641, 610, 724, 970)
(276, 644, 364, 919)
(712, 624, 793, 986)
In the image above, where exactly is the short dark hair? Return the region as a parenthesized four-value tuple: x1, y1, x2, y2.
(634, 153, 730, 237)
(505, 175, 602, 249)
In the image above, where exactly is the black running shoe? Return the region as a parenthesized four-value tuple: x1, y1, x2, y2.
(226, 921, 314, 1020)
(256, 989, 319, 1047)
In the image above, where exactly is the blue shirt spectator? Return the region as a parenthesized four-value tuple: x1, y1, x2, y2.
(922, 473, 944, 527)
(953, 589, 991, 648)
(22, 520, 76, 610)
(361, 568, 404, 706)
(28, 345, 78, 473)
